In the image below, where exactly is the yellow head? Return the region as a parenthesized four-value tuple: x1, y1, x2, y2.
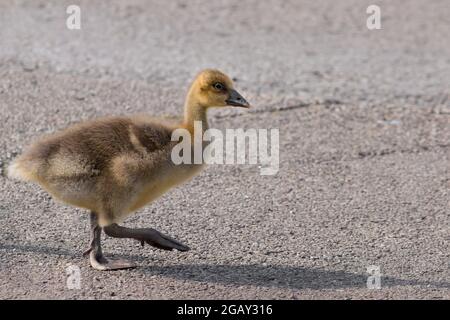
(187, 69, 250, 109)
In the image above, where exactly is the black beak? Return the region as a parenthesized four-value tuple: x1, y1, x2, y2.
(226, 89, 250, 108)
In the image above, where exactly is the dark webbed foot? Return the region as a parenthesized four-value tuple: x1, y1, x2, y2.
(86, 212, 189, 270)
(89, 252, 136, 271)
(139, 228, 190, 251)
(86, 212, 136, 271)
(104, 224, 190, 252)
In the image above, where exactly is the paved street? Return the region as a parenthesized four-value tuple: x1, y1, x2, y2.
(0, 0, 449, 299)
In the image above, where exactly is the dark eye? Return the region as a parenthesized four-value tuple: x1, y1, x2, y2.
(213, 82, 225, 90)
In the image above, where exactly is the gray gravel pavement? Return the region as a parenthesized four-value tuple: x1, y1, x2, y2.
(0, 0, 449, 299)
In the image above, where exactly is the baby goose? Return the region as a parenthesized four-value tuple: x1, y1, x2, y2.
(8, 69, 250, 270)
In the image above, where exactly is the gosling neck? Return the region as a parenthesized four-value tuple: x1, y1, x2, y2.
(183, 94, 209, 134)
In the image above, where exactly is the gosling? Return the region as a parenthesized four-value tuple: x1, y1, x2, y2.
(8, 69, 250, 270)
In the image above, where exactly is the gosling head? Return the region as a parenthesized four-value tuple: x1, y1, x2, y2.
(189, 69, 250, 109)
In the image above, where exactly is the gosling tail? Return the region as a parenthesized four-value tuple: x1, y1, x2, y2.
(6, 158, 36, 182)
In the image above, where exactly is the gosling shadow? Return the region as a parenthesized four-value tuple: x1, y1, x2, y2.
(2, 243, 449, 291)
(0, 243, 153, 263)
(137, 263, 450, 291)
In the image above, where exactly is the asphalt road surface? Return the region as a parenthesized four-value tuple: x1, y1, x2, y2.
(0, 0, 449, 299)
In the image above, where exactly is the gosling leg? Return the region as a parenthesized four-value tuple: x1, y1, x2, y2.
(84, 212, 136, 271)
(103, 223, 190, 252)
